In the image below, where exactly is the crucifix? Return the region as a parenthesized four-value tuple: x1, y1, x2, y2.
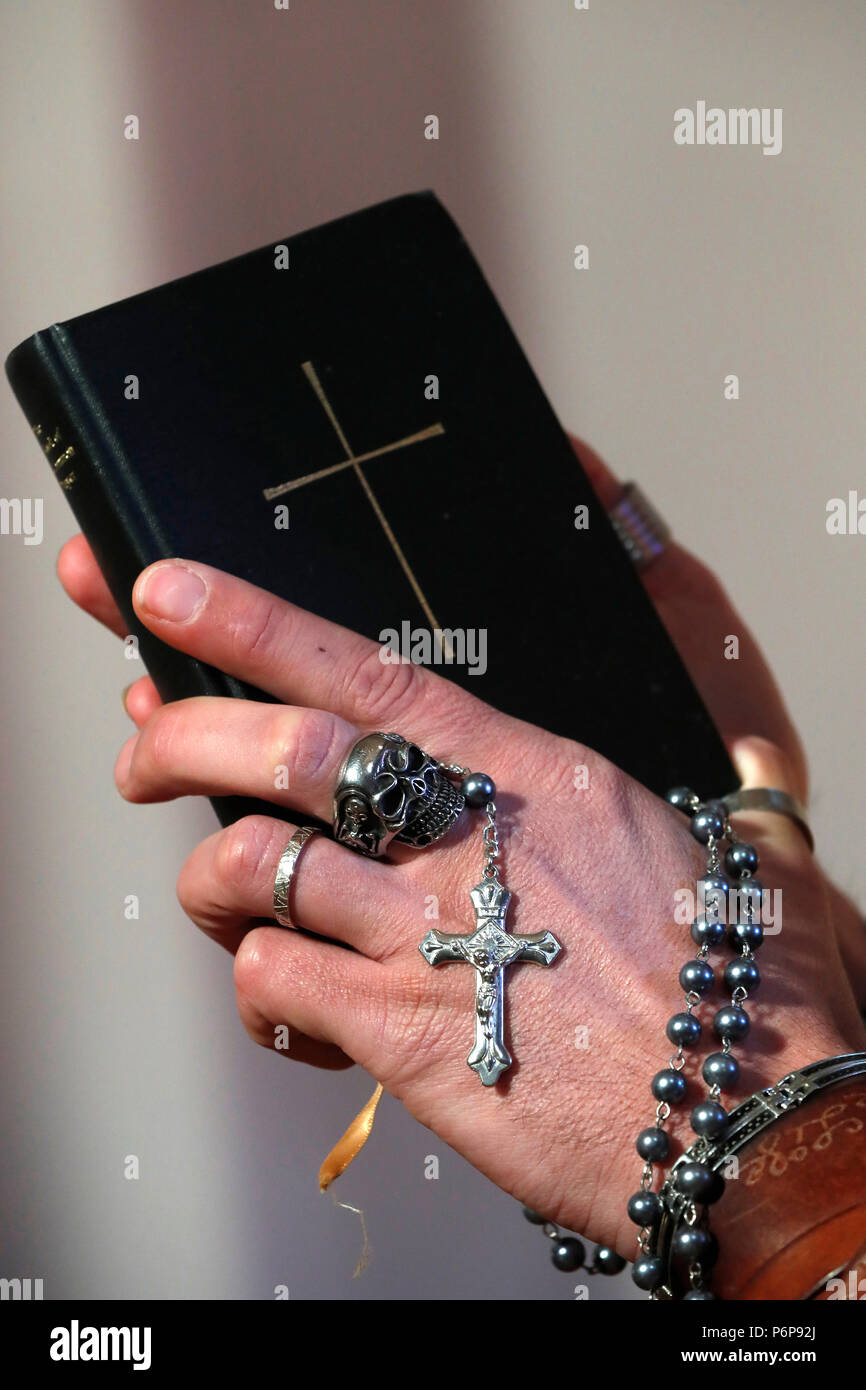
(263, 360, 450, 651)
(419, 873, 562, 1086)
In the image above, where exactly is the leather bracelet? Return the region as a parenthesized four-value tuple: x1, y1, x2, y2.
(649, 1052, 866, 1299)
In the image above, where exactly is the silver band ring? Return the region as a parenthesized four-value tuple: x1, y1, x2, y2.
(608, 481, 671, 570)
(723, 787, 813, 852)
(273, 826, 320, 928)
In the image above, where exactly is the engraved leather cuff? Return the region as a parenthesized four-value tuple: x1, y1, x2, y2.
(710, 1076, 866, 1299)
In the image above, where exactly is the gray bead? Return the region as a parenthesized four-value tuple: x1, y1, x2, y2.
(690, 916, 726, 949)
(593, 1245, 627, 1276)
(672, 1225, 714, 1261)
(691, 808, 725, 843)
(690, 1100, 729, 1139)
(522, 1206, 547, 1225)
(679, 959, 715, 996)
(627, 1190, 662, 1226)
(683, 1288, 715, 1300)
(714, 1005, 750, 1042)
(551, 1236, 585, 1271)
(666, 1012, 702, 1047)
(675, 1161, 725, 1205)
(730, 920, 764, 951)
(636, 1127, 670, 1162)
(461, 772, 495, 807)
(698, 873, 729, 920)
(731, 879, 763, 924)
(702, 1051, 740, 1090)
(725, 842, 759, 876)
(632, 1254, 664, 1291)
(652, 1068, 688, 1103)
(724, 957, 760, 992)
(667, 786, 699, 812)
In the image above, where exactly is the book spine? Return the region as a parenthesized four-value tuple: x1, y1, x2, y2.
(4, 329, 271, 829)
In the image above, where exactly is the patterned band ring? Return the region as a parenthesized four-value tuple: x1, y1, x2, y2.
(272, 826, 320, 928)
(607, 481, 671, 570)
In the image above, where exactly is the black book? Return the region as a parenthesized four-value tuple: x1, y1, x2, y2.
(5, 191, 735, 825)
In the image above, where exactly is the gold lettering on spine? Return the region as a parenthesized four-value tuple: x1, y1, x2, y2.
(34, 423, 77, 490)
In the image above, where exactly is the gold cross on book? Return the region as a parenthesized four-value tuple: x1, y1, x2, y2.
(263, 361, 446, 634)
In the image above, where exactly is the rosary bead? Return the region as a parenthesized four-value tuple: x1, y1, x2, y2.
(666, 1012, 702, 1047)
(724, 957, 760, 992)
(679, 959, 715, 996)
(714, 1005, 750, 1042)
(594, 1245, 627, 1275)
(675, 1161, 725, 1205)
(632, 1254, 665, 1291)
(667, 786, 699, 812)
(683, 1288, 716, 1300)
(725, 842, 759, 876)
(636, 1127, 670, 1162)
(697, 873, 729, 920)
(702, 1051, 740, 1090)
(730, 920, 764, 951)
(627, 1190, 662, 1226)
(690, 807, 726, 844)
(461, 772, 496, 807)
(672, 1225, 715, 1261)
(522, 1206, 547, 1225)
(732, 878, 763, 921)
(652, 1068, 688, 1103)
(551, 1236, 585, 1272)
(690, 916, 726, 949)
(690, 1100, 729, 1139)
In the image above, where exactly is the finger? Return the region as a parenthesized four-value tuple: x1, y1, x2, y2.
(234, 925, 384, 1062)
(727, 734, 810, 858)
(114, 698, 357, 819)
(131, 559, 490, 746)
(57, 534, 128, 638)
(570, 433, 808, 801)
(176, 814, 407, 959)
(122, 675, 162, 726)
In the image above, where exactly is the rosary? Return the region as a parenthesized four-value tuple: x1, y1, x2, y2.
(277, 732, 865, 1297)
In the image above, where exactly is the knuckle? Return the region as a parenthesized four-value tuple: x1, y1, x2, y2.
(370, 961, 454, 1084)
(215, 815, 283, 898)
(502, 730, 594, 806)
(135, 703, 186, 779)
(343, 644, 428, 724)
(270, 707, 344, 792)
(234, 596, 285, 672)
(233, 927, 277, 1003)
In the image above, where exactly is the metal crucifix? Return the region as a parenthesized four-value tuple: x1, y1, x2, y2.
(419, 874, 562, 1086)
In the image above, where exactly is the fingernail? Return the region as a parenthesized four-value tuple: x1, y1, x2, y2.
(138, 563, 206, 623)
(121, 682, 134, 713)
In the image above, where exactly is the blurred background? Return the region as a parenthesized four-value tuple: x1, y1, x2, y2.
(1, 0, 863, 1300)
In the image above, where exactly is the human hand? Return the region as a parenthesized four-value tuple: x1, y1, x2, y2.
(55, 533, 866, 1254)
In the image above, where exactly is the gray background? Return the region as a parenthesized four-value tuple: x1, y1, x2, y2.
(1, 0, 863, 1300)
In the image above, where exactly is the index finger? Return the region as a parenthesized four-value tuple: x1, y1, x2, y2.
(132, 558, 492, 745)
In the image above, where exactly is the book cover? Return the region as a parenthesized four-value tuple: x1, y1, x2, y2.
(5, 190, 736, 823)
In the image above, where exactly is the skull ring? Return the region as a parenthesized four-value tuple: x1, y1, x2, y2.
(333, 731, 466, 857)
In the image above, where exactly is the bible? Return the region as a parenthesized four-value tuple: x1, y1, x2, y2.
(5, 191, 735, 824)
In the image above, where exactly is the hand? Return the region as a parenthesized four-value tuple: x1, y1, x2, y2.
(56, 520, 866, 1255)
